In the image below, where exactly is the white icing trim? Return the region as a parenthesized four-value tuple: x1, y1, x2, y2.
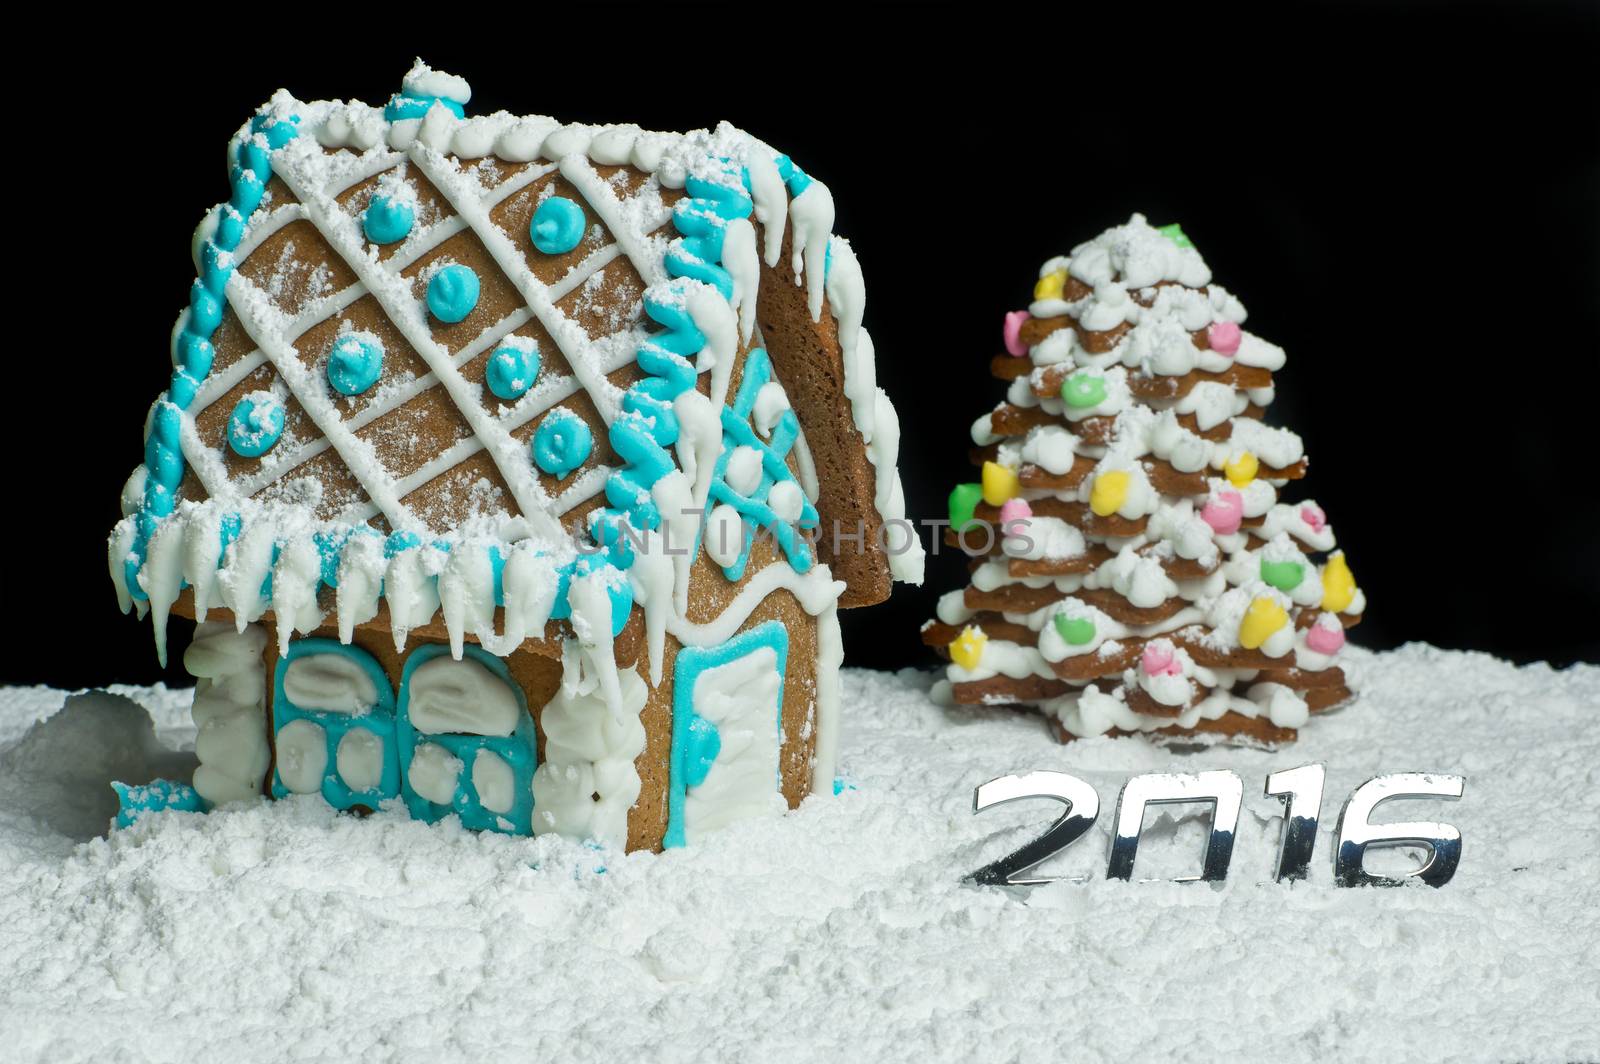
(557, 155, 670, 286)
(224, 271, 417, 528)
(407, 145, 624, 428)
(668, 561, 845, 649)
(185, 622, 270, 806)
(531, 665, 648, 847)
(810, 602, 843, 792)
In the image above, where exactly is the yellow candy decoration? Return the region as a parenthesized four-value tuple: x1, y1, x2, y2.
(1033, 270, 1067, 302)
(1089, 470, 1131, 517)
(1225, 451, 1259, 488)
(981, 461, 1020, 506)
(1322, 551, 1357, 613)
(1239, 596, 1289, 650)
(950, 626, 987, 671)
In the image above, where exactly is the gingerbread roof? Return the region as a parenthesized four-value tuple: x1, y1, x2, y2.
(110, 61, 924, 683)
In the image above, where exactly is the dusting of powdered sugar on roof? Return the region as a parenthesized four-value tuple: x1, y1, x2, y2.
(112, 62, 923, 707)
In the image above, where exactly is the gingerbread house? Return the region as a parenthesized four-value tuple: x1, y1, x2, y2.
(109, 62, 924, 849)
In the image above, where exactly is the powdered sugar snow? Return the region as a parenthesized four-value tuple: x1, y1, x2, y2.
(1, 645, 1596, 1062)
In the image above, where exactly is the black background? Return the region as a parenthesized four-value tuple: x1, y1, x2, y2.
(6, 4, 1597, 688)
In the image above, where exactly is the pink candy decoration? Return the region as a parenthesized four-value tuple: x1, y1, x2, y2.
(1207, 320, 1242, 356)
(1201, 490, 1244, 535)
(1306, 622, 1346, 655)
(1141, 642, 1182, 677)
(999, 498, 1033, 526)
(1003, 310, 1031, 357)
(1301, 504, 1327, 532)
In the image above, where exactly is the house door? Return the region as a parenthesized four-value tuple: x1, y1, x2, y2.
(665, 621, 789, 847)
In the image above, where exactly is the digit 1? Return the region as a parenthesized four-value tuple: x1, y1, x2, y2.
(1106, 770, 1243, 882)
(1334, 773, 1466, 888)
(1264, 762, 1325, 882)
(966, 771, 1100, 887)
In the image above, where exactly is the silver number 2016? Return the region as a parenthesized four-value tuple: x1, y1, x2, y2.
(967, 766, 1465, 888)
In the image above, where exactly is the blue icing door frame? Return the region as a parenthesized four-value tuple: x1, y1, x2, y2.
(395, 643, 537, 835)
(271, 639, 400, 811)
(663, 621, 789, 849)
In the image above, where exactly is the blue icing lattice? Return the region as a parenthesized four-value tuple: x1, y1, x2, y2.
(396, 644, 537, 835)
(270, 640, 401, 810)
(595, 151, 818, 585)
(664, 159, 753, 298)
(704, 348, 819, 581)
(663, 621, 788, 849)
(598, 287, 701, 536)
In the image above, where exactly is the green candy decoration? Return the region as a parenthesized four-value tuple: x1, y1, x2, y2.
(1054, 615, 1096, 646)
(1157, 222, 1192, 248)
(1061, 372, 1107, 409)
(948, 483, 984, 531)
(1260, 558, 1306, 591)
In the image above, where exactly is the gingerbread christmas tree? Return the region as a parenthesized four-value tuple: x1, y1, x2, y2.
(923, 215, 1365, 746)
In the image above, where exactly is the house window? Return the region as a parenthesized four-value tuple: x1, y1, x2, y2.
(396, 644, 536, 835)
(271, 640, 399, 810)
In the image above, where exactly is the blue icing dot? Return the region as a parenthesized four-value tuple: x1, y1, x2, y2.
(530, 196, 586, 255)
(486, 343, 539, 401)
(426, 264, 479, 324)
(227, 394, 286, 458)
(363, 194, 414, 245)
(326, 334, 385, 396)
(532, 408, 592, 477)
